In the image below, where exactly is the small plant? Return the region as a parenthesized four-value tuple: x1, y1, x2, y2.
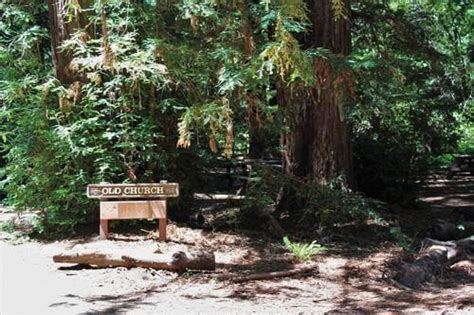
(0, 219, 16, 233)
(283, 236, 326, 262)
(389, 226, 414, 252)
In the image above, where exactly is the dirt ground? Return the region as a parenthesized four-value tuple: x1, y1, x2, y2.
(1, 174, 473, 314)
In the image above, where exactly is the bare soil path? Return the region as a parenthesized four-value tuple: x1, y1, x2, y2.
(419, 173, 474, 214)
(1, 175, 473, 314)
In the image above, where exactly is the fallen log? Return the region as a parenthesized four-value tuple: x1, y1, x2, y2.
(220, 264, 318, 283)
(429, 220, 474, 241)
(395, 237, 474, 288)
(53, 250, 215, 272)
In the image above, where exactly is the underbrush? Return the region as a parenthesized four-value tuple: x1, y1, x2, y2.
(240, 164, 387, 234)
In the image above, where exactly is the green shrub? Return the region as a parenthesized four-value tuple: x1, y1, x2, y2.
(458, 123, 474, 154)
(0, 2, 189, 235)
(389, 226, 414, 252)
(241, 164, 385, 231)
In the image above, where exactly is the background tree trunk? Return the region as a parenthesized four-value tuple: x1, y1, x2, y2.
(239, 3, 266, 160)
(281, 0, 353, 186)
(48, 0, 92, 84)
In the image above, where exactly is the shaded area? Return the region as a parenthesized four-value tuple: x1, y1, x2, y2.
(2, 175, 474, 313)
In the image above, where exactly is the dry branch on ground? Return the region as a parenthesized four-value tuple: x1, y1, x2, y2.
(219, 264, 319, 283)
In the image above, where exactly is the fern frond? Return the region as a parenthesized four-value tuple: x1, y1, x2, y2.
(331, 0, 348, 21)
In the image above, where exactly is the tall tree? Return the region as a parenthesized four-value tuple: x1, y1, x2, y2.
(239, 2, 265, 159)
(47, 0, 92, 84)
(280, 0, 353, 187)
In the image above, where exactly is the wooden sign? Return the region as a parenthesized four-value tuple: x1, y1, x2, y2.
(87, 182, 178, 241)
(87, 182, 179, 199)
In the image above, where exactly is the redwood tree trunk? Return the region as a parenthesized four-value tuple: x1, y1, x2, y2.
(281, 0, 353, 186)
(48, 0, 92, 84)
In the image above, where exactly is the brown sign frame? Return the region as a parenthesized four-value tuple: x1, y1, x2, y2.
(87, 183, 179, 199)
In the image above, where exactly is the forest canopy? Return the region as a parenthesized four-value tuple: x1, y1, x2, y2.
(0, 0, 472, 235)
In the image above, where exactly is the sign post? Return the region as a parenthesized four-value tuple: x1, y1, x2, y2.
(87, 182, 179, 241)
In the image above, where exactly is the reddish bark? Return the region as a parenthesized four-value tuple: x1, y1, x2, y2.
(47, 0, 92, 84)
(281, 0, 353, 186)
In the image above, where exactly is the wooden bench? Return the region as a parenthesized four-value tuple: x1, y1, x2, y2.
(87, 182, 179, 241)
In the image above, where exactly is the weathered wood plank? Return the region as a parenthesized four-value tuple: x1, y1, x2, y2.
(53, 250, 216, 271)
(99, 200, 167, 220)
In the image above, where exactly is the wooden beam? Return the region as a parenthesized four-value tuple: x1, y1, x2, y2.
(99, 220, 108, 239)
(159, 218, 167, 242)
(193, 193, 245, 200)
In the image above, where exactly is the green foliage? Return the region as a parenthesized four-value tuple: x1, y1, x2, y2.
(242, 164, 385, 231)
(350, 0, 472, 202)
(331, 0, 348, 20)
(458, 123, 474, 154)
(428, 154, 455, 169)
(259, 7, 314, 84)
(283, 236, 326, 262)
(389, 226, 414, 252)
(0, 1, 192, 234)
(0, 0, 471, 236)
(0, 219, 15, 234)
